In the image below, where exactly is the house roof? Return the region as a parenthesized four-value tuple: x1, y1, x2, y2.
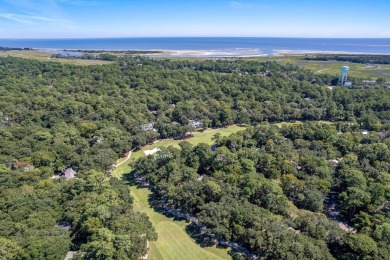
(141, 123, 154, 131)
(64, 167, 77, 181)
(189, 120, 203, 127)
(144, 148, 160, 156)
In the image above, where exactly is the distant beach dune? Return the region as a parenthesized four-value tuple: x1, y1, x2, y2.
(2, 38, 390, 57)
(150, 49, 266, 57)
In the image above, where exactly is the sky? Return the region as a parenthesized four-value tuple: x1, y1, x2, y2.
(0, 0, 389, 38)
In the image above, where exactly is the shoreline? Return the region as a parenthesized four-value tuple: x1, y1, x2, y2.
(2, 37, 390, 57)
(36, 48, 390, 58)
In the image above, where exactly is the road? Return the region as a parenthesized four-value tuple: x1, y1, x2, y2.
(113, 151, 132, 168)
(325, 191, 356, 233)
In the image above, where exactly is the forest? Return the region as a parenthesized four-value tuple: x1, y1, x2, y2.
(0, 56, 389, 259)
(50, 50, 163, 61)
(303, 55, 390, 64)
(0, 47, 32, 51)
(133, 123, 390, 259)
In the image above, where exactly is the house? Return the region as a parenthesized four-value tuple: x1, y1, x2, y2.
(379, 130, 388, 139)
(90, 136, 102, 144)
(197, 175, 205, 181)
(56, 221, 71, 230)
(11, 161, 34, 172)
(141, 123, 154, 131)
(63, 167, 77, 181)
(329, 159, 340, 168)
(64, 251, 78, 260)
(344, 82, 353, 88)
(144, 148, 160, 156)
(189, 120, 203, 128)
(1, 116, 12, 127)
(362, 80, 376, 85)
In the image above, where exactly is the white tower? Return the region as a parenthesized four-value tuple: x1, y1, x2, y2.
(339, 66, 349, 86)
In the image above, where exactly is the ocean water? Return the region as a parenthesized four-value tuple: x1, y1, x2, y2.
(1, 37, 390, 56)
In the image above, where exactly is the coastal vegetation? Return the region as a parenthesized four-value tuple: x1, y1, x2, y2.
(303, 55, 390, 65)
(3, 48, 390, 80)
(133, 122, 390, 259)
(0, 55, 389, 259)
(0, 46, 32, 51)
(0, 50, 112, 65)
(249, 56, 390, 81)
(112, 125, 245, 178)
(130, 187, 230, 260)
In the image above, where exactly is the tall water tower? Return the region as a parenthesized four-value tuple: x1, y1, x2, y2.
(339, 66, 349, 86)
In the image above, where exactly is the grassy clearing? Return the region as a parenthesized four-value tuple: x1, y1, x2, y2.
(112, 122, 334, 177)
(0, 50, 112, 65)
(116, 122, 335, 259)
(245, 55, 390, 80)
(294, 60, 390, 80)
(130, 187, 230, 260)
(187, 55, 390, 80)
(3, 50, 389, 79)
(113, 126, 247, 259)
(112, 125, 246, 178)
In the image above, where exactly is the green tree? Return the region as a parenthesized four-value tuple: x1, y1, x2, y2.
(0, 237, 27, 260)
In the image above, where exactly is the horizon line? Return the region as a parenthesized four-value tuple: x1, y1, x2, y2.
(1, 36, 390, 40)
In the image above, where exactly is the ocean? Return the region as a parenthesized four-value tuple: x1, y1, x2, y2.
(1, 37, 390, 57)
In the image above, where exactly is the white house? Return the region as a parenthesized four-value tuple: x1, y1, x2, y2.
(63, 167, 77, 181)
(144, 148, 160, 156)
(141, 123, 155, 131)
(189, 120, 203, 128)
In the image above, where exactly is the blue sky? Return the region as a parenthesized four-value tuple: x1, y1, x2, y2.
(0, 0, 389, 38)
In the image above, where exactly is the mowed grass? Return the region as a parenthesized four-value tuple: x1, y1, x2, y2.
(112, 125, 246, 178)
(208, 55, 390, 80)
(130, 187, 230, 260)
(114, 122, 335, 259)
(3, 50, 389, 80)
(294, 60, 390, 80)
(112, 122, 333, 177)
(0, 50, 112, 65)
(112, 126, 247, 260)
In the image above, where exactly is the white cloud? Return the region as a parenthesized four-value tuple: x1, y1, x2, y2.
(0, 13, 70, 24)
(56, 0, 107, 7)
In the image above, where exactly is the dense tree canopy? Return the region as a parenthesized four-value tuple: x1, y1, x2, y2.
(0, 56, 389, 259)
(133, 123, 390, 259)
(1, 56, 389, 173)
(303, 54, 390, 65)
(0, 166, 156, 259)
